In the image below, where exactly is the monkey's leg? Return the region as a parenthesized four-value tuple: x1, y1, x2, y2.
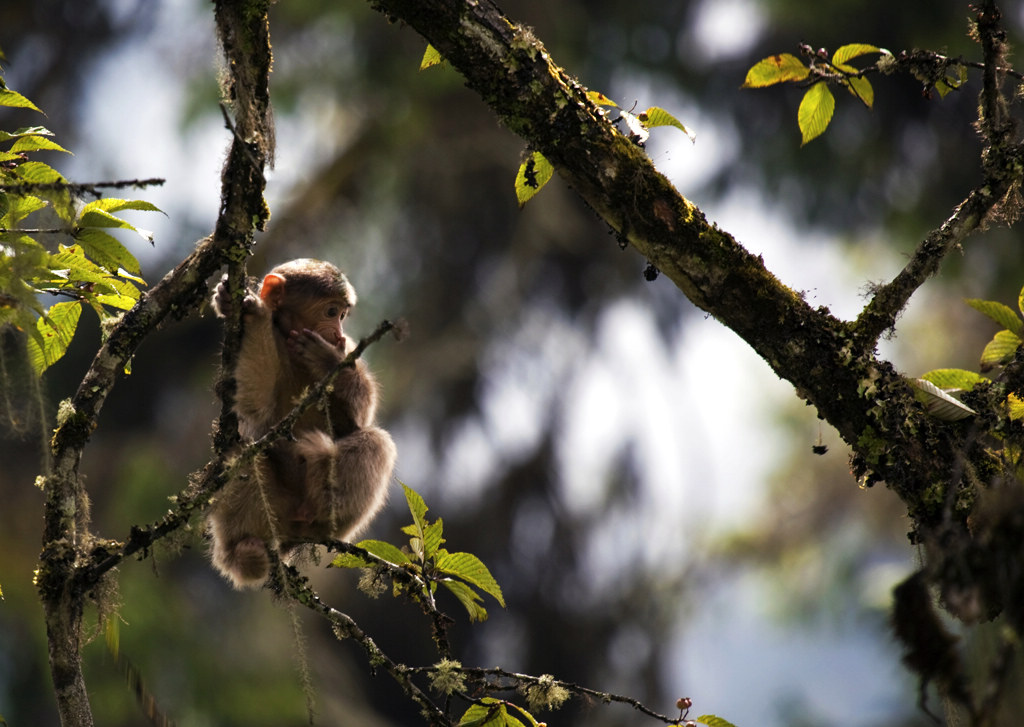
(207, 455, 296, 588)
(290, 427, 396, 543)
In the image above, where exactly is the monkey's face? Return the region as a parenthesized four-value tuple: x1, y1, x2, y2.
(286, 296, 349, 347)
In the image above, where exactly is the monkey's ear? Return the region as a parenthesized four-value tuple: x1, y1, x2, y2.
(260, 273, 287, 308)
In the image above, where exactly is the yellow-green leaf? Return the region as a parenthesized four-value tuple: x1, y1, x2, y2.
(27, 300, 82, 374)
(966, 297, 1024, 336)
(742, 53, 809, 88)
(981, 330, 1022, 370)
(420, 44, 443, 70)
(586, 90, 618, 108)
(515, 151, 554, 207)
(698, 716, 739, 727)
(1008, 393, 1024, 421)
(798, 82, 835, 145)
(435, 551, 505, 607)
(442, 579, 489, 622)
(638, 106, 695, 142)
(831, 43, 881, 66)
(0, 88, 41, 112)
(921, 368, 987, 391)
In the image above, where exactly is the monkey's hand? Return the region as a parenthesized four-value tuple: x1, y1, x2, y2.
(212, 273, 260, 319)
(287, 328, 346, 377)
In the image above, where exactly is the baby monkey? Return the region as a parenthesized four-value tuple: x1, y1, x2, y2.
(208, 258, 396, 588)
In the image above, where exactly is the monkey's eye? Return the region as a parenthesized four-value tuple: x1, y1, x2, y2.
(326, 304, 347, 319)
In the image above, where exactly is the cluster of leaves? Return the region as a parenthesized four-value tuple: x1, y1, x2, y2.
(332, 484, 505, 622)
(915, 285, 1024, 422)
(0, 56, 159, 373)
(743, 44, 886, 145)
(420, 44, 693, 207)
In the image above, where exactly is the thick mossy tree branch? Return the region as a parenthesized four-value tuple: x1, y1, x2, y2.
(368, 0, 972, 501)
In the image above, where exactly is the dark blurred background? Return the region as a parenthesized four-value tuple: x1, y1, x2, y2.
(2, 1, 1024, 725)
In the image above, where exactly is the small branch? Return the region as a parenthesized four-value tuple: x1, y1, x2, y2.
(282, 567, 451, 725)
(852, 183, 1007, 345)
(410, 665, 684, 724)
(0, 177, 165, 198)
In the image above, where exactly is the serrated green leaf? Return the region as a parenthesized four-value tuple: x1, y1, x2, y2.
(77, 208, 154, 245)
(0, 194, 47, 227)
(27, 300, 82, 374)
(0, 88, 41, 112)
(420, 44, 443, 70)
(742, 53, 809, 88)
(423, 518, 445, 558)
(981, 330, 1022, 369)
(515, 151, 554, 207)
(435, 551, 505, 607)
(911, 378, 977, 420)
(73, 228, 141, 275)
(403, 483, 428, 530)
(79, 198, 163, 216)
(839, 72, 874, 108)
(586, 90, 618, 108)
(13, 160, 64, 185)
(798, 82, 835, 145)
(965, 297, 1024, 336)
(698, 716, 738, 727)
(442, 579, 489, 622)
(921, 368, 986, 391)
(638, 106, 695, 141)
(359, 539, 412, 565)
(459, 700, 507, 727)
(831, 43, 881, 66)
(0, 126, 54, 142)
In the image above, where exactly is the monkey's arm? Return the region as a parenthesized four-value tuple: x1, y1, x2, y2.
(289, 330, 380, 430)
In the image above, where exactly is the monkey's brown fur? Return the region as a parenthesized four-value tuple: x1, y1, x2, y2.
(208, 259, 396, 588)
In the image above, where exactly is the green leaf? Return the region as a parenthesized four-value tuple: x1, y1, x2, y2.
(79, 198, 163, 216)
(920, 368, 987, 391)
(910, 378, 977, 421)
(459, 700, 510, 727)
(638, 106, 695, 141)
(831, 43, 881, 66)
(837, 70, 874, 108)
(435, 551, 505, 607)
(981, 330, 1023, 370)
(422, 518, 445, 558)
(515, 151, 554, 207)
(0, 125, 54, 142)
(420, 44, 443, 70)
(0, 88, 41, 112)
(965, 297, 1024, 336)
(10, 135, 69, 154)
(0, 194, 47, 227)
(74, 228, 142, 275)
(698, 716, 739, 727)
(442, 579, 489, 621)
(798, 82, 835, 145)
(359, 539, 412, 565)
(742, 53, 809, 88)
(403, 483, 428, 534)
(27, 300, 82, 374)
(586, 90, 618, 108)
(13, 160, 64, 185)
